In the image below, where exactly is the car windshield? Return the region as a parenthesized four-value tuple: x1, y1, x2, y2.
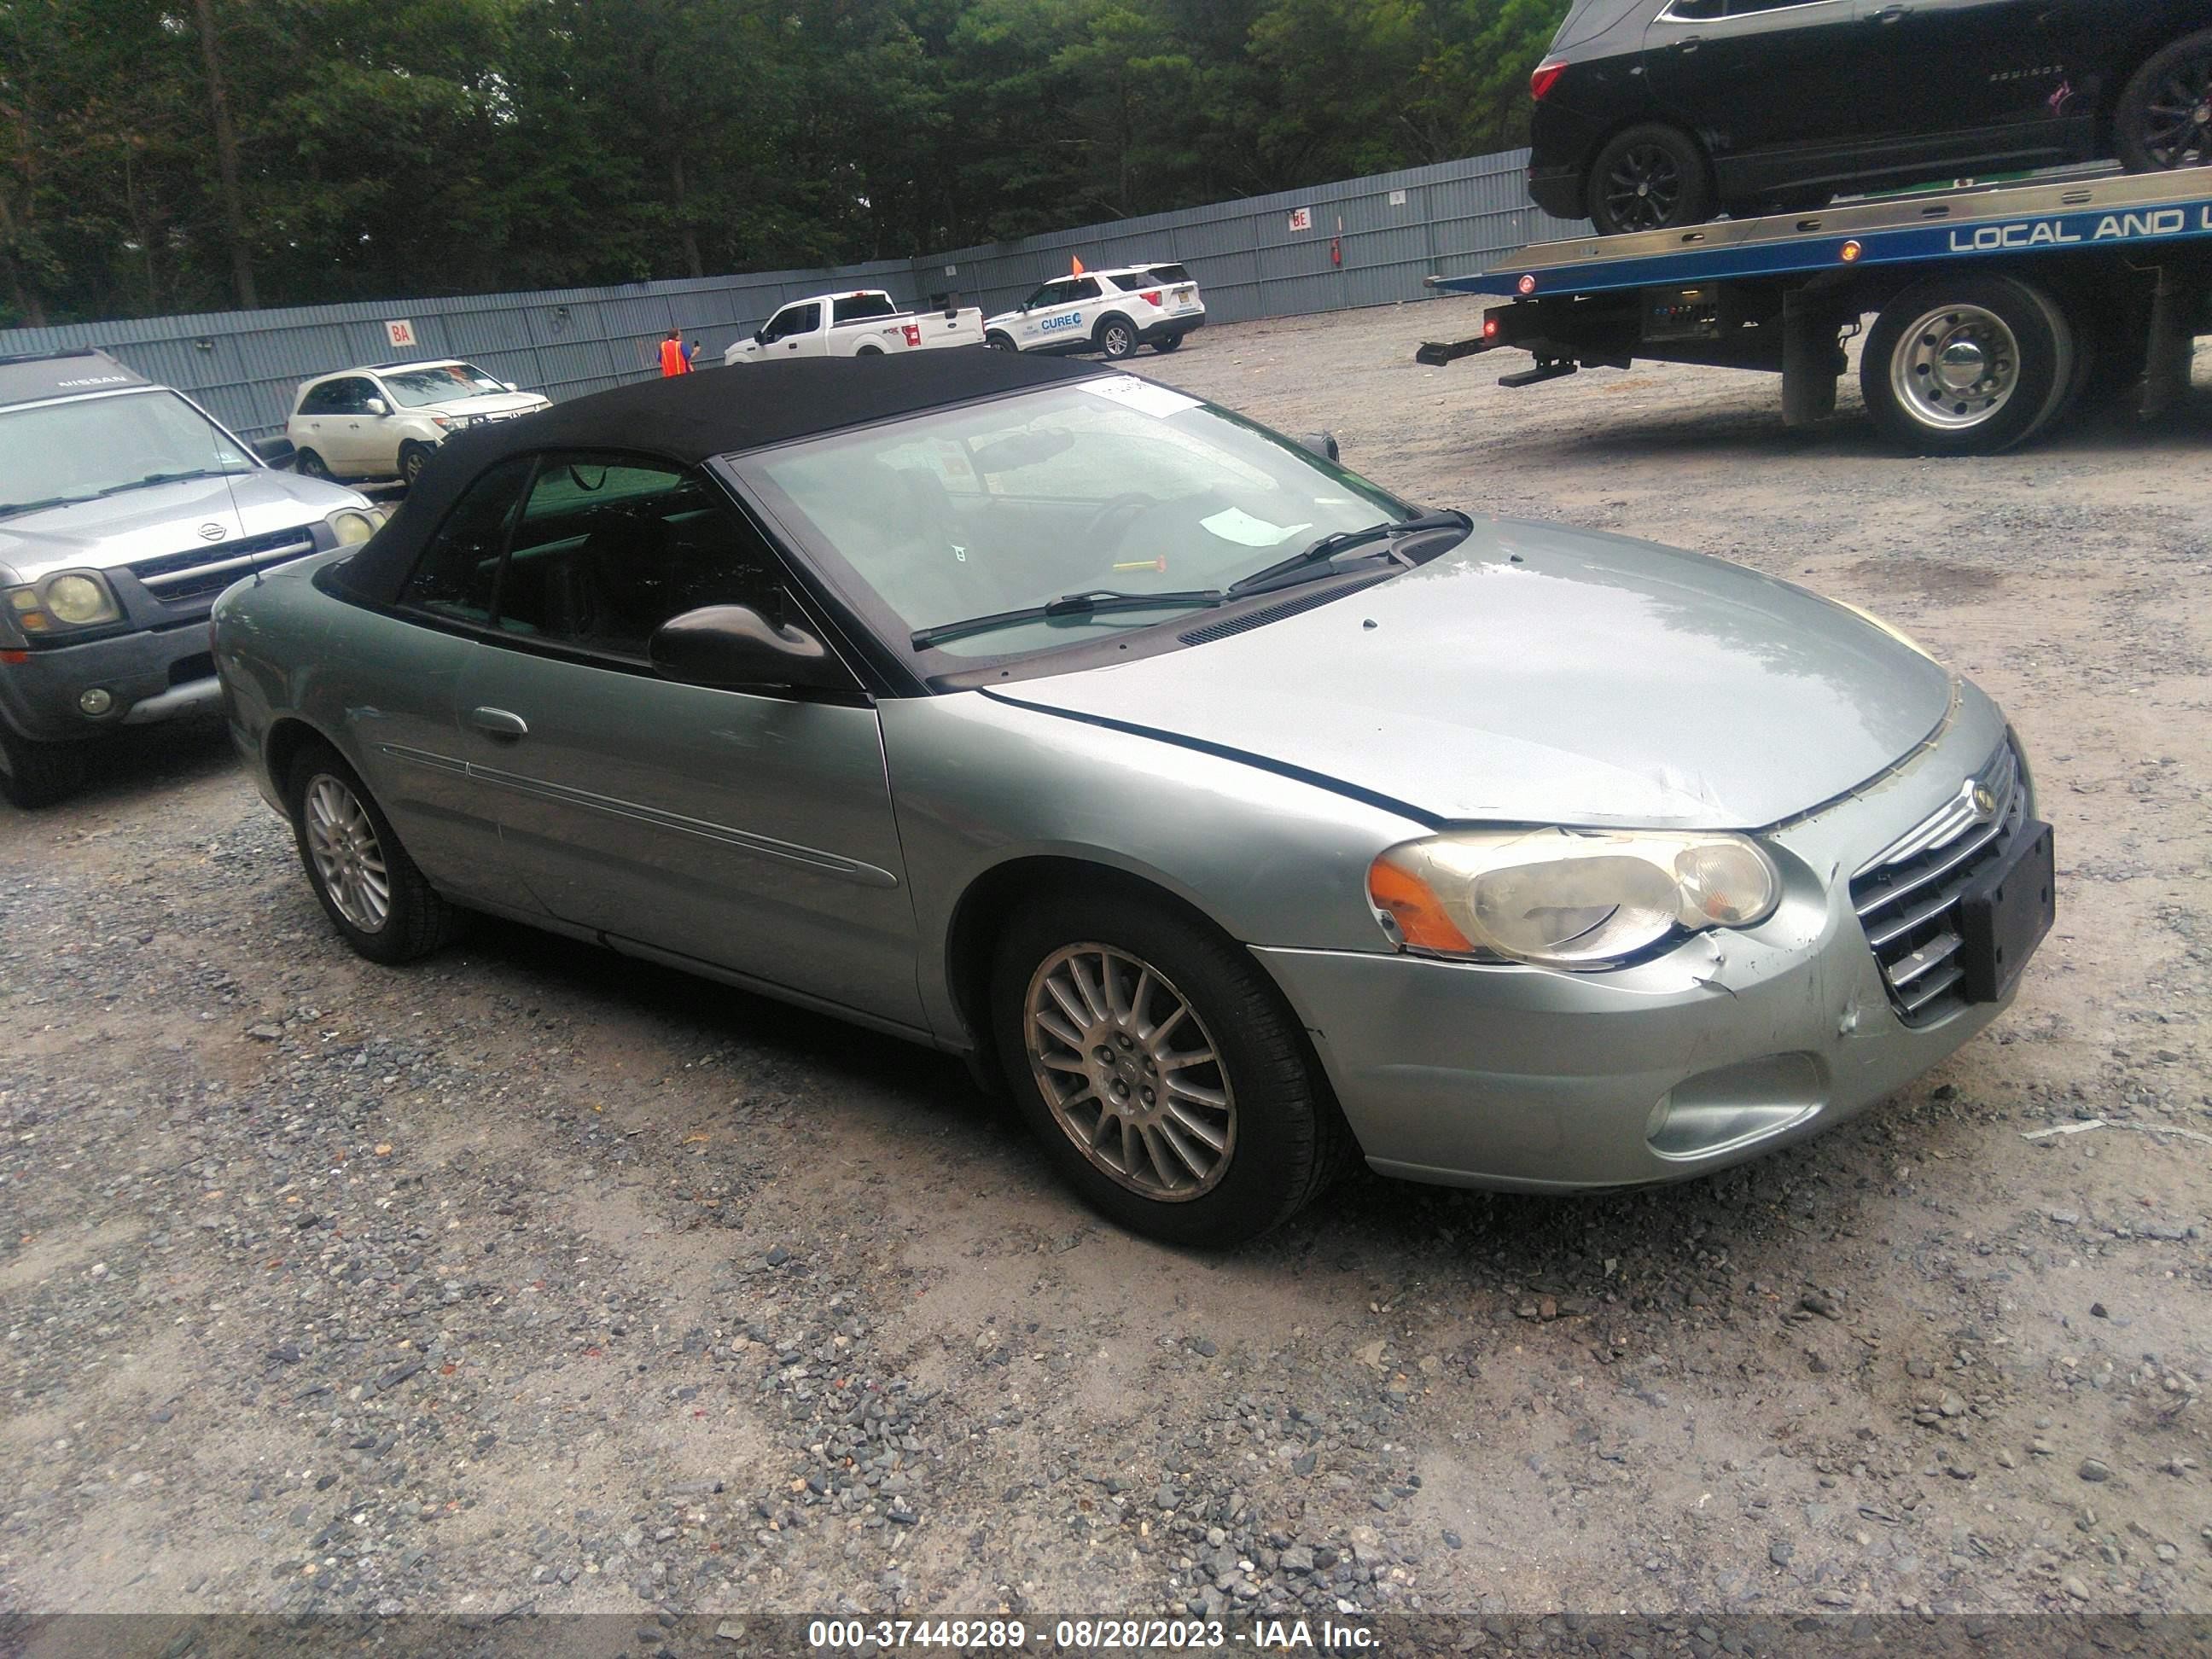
(745, 377, 1411, 661)
(380, 364, 509, 407)
(0, 390, 254, 516)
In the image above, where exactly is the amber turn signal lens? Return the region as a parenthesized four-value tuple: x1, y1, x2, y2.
(1367, 858, 1475, 954)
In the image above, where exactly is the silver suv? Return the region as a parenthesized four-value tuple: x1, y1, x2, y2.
(0, 348, 381, 806)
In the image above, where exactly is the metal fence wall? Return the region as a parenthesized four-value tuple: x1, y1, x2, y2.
(0, 149, 1577, 439)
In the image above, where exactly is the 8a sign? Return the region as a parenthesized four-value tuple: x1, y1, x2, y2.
(384, 319, 418, 349)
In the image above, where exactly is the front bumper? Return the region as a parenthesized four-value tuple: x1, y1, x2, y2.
(0, 624, 222, 742)
(1256, 691, 2037, 1190)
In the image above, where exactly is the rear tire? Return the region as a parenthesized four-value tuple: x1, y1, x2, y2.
(1151, 333, 1183, 353)
(1097, 317, 1139, 360)
(856, 345, 885, 357)
(0, 725, 92, 809)
(2116, 29, 2212, 172)
(1586, 124, 1714, 235)
(294, 448, 334, 481)
(1861, 275, 2075, 456)
(285, 743, 456, 964)
(989, 889, 1352, 1247)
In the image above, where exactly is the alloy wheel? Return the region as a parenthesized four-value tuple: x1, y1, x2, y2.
(1599, 143, 1685, 232)
(1022, 942, 1236, 1202)
(2138, 56, 2212, 167)
(303, 772, 392, 931)
(1889, 303, 2022, 432)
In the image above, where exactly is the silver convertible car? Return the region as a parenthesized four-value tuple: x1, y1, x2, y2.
(213, 352, 2055, 1245)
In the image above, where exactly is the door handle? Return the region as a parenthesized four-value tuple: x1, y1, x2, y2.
(1869, 3, 1908, 20)
(469, 706, 529, 737)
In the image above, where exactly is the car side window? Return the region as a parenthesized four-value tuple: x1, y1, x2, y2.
(299, 381, 341, 416)
(765, 303, 819, 341)
(397, 457, 536, 625)
(1026, 282, 1065, 309)
(1067, 278, 1102, 301)
(492, 454, 793, 661)
(334, 378, 374, 414)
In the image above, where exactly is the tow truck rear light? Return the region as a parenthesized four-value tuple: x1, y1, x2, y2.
(1484, 316, 1500, 339)
(1141, 290, 1162, 306)
(1530, 59, 1565, 102)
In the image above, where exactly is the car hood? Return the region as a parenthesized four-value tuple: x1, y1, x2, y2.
(0, 469, 366, 585)
(985, 519, 1955, 831)
(414, 392, 548, 419)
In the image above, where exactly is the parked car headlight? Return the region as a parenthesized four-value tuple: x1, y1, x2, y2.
(326, 508, 380, 545)
(5, 569, 122, 634)
(1369, 828, 1780, 969)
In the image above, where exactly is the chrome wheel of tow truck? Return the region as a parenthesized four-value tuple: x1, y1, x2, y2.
(1863, 275, 2077, 456)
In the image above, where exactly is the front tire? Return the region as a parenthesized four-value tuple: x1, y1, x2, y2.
(985, 331, 1017, 352)
(1586, 124, 1714, 235)
(1096, 317, 1138, 360)
(990, 891, 1350, 1247)
(0, 725, 92, 809)
(1861, 275, 2075, 456)
(398, 441, 433, 491)
(2116, 29, 2212, 172)
(285, 744, 455, 964)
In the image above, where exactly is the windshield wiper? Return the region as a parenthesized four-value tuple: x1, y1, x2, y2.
(912, 587, 1225, 650)
(1225, 509, 1473, 596)
(98, 467, 246, 497)
(0, 493, 96, 519)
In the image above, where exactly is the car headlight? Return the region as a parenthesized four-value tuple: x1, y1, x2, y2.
(4, 569, 122, 635)
(1369, 828, 1781, 969)
(326, 508, 380, 545)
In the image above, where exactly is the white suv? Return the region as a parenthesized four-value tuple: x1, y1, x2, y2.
(982, 264, 1205, 359)
(287, 360, 550, 489)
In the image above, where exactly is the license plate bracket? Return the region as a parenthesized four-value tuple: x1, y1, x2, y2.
(1958, 820, 2055, 1003)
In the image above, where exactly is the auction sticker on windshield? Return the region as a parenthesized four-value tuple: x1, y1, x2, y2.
(1080, 375, 1202, 419)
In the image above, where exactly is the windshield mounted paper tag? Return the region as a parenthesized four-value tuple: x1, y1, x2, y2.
(1200, 508, 1312, 548)
(1080, 375, 1202, 419)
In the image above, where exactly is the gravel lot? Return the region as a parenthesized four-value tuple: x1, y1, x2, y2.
(3, 304, 2209, 1627)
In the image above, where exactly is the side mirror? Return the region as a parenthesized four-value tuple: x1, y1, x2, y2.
(252, 436, 298, 469)
(364, 397, 389, 417)
(1298, 430, 1340, 463)
(502, 381, 518, 393)
(648, 605, 846, 691)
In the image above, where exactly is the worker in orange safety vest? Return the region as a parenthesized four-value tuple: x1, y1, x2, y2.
(659, 329, 690, 377)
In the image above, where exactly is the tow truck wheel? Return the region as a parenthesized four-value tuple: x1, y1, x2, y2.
(0, 725, 92, 810)
(2116, 28, 2212, 172)
(1586, 125, 1714, 236)
(1862, 276, 2075, 456)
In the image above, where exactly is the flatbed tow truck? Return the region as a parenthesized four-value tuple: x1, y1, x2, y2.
(1418, 168, 2212, 455)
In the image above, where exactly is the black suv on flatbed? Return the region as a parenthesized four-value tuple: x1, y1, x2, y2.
(1529, 0, 2212, 234)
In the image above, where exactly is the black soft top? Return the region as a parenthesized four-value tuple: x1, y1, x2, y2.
(0, 348, 152, 410)
(337, 350, 1106, 606)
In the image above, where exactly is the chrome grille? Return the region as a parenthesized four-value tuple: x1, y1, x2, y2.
(1849, 742, 2025, 1027)
(127, 526, 319, 602)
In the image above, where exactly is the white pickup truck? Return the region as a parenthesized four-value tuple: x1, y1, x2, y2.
(723, 290, 985, 366)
